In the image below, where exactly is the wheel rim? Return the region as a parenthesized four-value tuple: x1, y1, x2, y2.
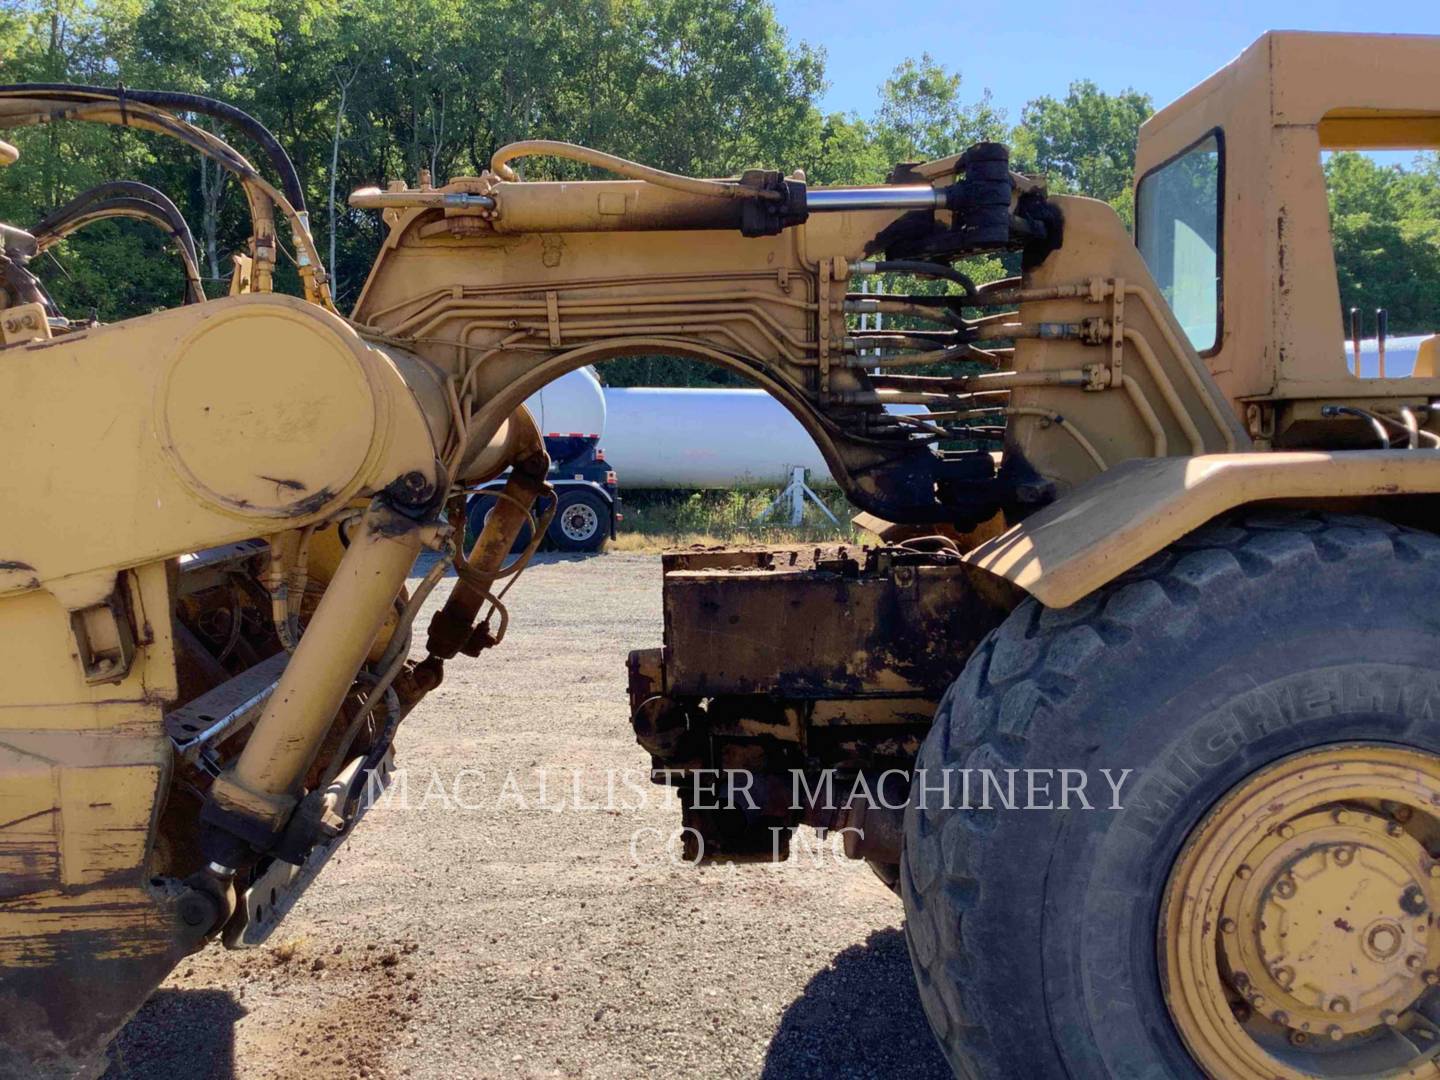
(559, 503, 599, 542)
(1161, 744, 1440, 1078)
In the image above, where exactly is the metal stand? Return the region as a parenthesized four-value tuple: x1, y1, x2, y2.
(757, 466, 839, 527)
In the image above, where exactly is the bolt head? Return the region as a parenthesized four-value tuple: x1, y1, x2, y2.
(177, 893, 215, 929)
(1327, 1025, 1345, 1042)
(1383, 1010, 1399, 1026)
(1220, 917, 1238, 934)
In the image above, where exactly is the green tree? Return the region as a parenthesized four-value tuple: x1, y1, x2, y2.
(873, 53, 1005, 165)
(1326, 151, 1440, 335)
(1012, 79, 1153, 223)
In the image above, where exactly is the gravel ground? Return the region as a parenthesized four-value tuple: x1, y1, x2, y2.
(105, 553, 950, 1080)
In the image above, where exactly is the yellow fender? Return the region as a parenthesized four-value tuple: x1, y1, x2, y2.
(964, 450, 1440, 608)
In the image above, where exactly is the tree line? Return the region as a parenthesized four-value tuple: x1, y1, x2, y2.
(0, 0, 1434, 386)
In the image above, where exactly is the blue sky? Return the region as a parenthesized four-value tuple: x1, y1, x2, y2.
(770, 1, 1440, 121)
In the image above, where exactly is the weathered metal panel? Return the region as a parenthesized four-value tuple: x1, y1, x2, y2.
(662, 553, 1010, 698)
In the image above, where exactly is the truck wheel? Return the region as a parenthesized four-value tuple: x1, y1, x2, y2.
(901, 511, 1440, 1079)
(547, 489, 609, 553)
(464, 494, 532, 556)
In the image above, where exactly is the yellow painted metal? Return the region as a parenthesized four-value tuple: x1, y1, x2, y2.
(1161, 744, 1440, 1078)
(964, 450, 1440, 608)
(1135, 32, 1440, 410)
(7, 29, 1440, 1073)
(1004, 201, 1249, 497)
(1414, 337, 1440, 378)
(0, 294, 448, 598)
(208, 501, 426, 828)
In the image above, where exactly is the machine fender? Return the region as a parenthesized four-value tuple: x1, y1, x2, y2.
(963, 450, 1440, 608)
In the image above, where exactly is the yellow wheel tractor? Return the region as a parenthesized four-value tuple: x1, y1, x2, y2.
(2, 30, 1440, 1080)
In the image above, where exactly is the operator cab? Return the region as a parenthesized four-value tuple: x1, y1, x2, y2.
(1132, 31, 1440, 440)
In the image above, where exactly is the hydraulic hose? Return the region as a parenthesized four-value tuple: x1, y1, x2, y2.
(0, 84, 306, 214)
(853, 259, 978, 300)
(32, 182, 204, 303)
(33, 180, 200, 265)
(35, 199, 205, 304)
(1321, 405, 1392, 449)
(490, 139, 782, 202)
(0, 94, 334, 308)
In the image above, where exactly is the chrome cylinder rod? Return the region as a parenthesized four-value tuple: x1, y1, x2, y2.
(805, 185, 945, 212)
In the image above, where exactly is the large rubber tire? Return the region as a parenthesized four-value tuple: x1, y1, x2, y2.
(547, 489, 609, 553)
(901, 511, 1440, 1079)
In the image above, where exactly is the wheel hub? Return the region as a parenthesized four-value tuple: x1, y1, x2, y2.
(1162, 745, 1440, 1078)
(560, 503, 599, 541)
(1221, 808, 1436, 1038)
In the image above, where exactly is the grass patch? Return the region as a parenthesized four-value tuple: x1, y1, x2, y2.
(614, 488, 861, 552)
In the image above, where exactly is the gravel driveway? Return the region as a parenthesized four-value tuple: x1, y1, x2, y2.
(105, 553, 950, 1080)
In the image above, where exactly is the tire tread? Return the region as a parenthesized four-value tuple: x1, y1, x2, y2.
(902, 511, 1440, 1078)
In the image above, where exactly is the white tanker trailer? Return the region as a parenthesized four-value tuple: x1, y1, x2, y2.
(599, 385, 835, 489)
(537, 331, 1440, 494)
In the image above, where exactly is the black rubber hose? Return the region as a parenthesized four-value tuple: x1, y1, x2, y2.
(1321, 405, 1392, 449)
(33, 196, 205, 304)
(868, 259, 978, 300)
(0, 84, 306, 214)
(33, 180, 199, 267)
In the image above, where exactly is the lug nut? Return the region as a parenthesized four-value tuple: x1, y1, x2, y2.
(1235, 864, 1253, 881)
(1383, 1010, 1399, 1026)
(1327, 1025, 1345, 1042)
(1409, 955, 1426, 972)
(1220, 918, 1238, 934)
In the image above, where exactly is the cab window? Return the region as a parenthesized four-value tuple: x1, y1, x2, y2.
(1137, 131, 1222, 353)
